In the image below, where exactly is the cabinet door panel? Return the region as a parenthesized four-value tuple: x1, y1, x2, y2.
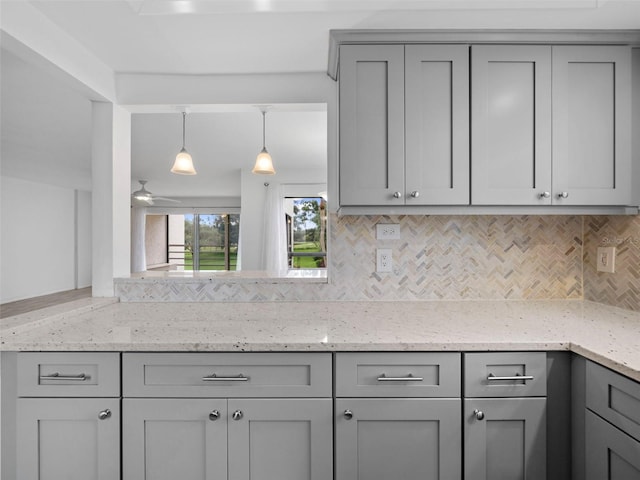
(405, 44, 469, 205)
(17, 398, 120, 480)
(586, 410, 640, 480)
(336, 398, 461, 480)
(123, 399, 227, 480)
(339, 44, 405, 205)
(471, 45, 552, 205)
(228, 398, 332, 480)
(464, 398, 546, 480)
(552, 46, 632, 205)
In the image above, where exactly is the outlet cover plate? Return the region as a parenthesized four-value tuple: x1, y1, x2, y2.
(376, 224, 400, 240)
(376, 248, 393, 273)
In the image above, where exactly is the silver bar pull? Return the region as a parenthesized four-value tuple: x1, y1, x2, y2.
(39, 373, 88, 381)
(377, 373, 423, 382)
(487, 373, 534, 382)
(202, 373, 249, 382)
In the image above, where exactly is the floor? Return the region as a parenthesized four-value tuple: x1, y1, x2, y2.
(0, 287, 92, 319)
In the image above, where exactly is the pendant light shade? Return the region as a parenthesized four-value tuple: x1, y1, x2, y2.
(171, 111, 197, 175)
(252, 110, 275, 175)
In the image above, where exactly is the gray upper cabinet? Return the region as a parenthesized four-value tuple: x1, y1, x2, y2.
(471, 45, 553, 205)
(552, 46, 632, 206)
(472, 44, 632, 206)
(339, 44, 470, 206)
(339, 44, 405, 206)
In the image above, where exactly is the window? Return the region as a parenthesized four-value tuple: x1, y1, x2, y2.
(169, 214, 239, 271)
(285, 197, 327, 269)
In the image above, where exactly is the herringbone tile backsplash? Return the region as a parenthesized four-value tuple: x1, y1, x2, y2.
(118, 214, 596, 304)
(330, 215, 583, 301)
(584, 215, 640, 312)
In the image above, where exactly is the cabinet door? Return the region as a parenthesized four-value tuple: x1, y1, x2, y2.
(471, 45, 552, 205)
(339, 44, 405, 206)
(405, 44, 470, 205)
(17, 398, 120, 480)
(123, 399, 227, 480)
(335, 398, 461, 480)
(228, 398, 332, 480)
(586, 409, 640, 479)
(464, 398, 546, 480)
(552, 46, 632, 205)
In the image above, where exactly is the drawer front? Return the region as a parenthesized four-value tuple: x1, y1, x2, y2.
(335, 352, 461, 397)
(464, 352, 546, 398)
(123, 352, 332, 398)
(587, 360, 640, 442)
(17, 352, 120, 397)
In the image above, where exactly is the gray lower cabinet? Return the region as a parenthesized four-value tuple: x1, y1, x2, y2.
(585, 410, 640, 479)
(11, 352, 121, 480)
(463, 352, 547, 480)
(123, 397, 332, 480)
(584, 360, 640, 479)
(122, 352, 333, 480)
(335, 398, 461, 480)
(334, 352, 462, 480)
(464, 398, 546, 480)
(17, 397, 120, 480)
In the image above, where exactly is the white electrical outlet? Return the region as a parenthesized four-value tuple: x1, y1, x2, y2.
(376, 248, 393, 273)
(376, 224, 400, 240)
(597, 247, 616, 273)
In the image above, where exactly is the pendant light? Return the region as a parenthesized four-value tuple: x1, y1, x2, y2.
(171, 111, 197, 175)
(252, 108, 276, 175)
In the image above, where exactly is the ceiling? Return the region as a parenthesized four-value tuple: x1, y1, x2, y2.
(2, 0, 639, 197)
(24, 0, 640, 75)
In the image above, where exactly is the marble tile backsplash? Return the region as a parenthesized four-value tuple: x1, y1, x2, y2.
(584, 214, 640, 312)
(117, 214, 588, 303)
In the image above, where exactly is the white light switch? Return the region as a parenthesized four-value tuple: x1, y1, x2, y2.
(597, 247, 616, 273)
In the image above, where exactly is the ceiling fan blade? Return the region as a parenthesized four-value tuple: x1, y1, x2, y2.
(132, 196, 154, 206)
(152, 196, 181, 203)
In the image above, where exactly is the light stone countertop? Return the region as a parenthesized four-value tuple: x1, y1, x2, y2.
(1, 299, 639, 381)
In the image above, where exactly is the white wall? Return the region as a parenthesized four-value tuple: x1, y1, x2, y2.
(76, 190, 92, 288)
(0, 176, 92, 303)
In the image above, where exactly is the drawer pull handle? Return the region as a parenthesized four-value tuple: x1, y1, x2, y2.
(98, 409, 111, 420)
(344, 409, 353, 420)
(473, 409, 485, 421)
(377, 373, 423, 382)
(487, 373, 534, 382)
(202, 374, 249, 382)
(232, 410, 243, 421)
(209, 410, 220, 421)
(39, 373, 88, 381)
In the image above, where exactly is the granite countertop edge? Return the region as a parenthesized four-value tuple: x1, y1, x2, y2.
(1, 299, 639, 382)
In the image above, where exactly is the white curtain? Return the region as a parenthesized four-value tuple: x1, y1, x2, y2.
(130, 206, 147, 272)
(262, 183, 287, 273)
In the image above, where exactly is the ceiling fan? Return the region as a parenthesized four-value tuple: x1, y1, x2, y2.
(131, 180, 181, 206)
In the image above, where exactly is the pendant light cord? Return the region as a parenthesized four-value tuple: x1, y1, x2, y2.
(262, 111, 266, 150)
(182, 112, 187, 149)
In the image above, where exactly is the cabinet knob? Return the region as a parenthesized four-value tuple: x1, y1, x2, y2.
(539, 191, 551, 199)
(98, 409, 111, 420)
(392, 191, 402, 199)
(558, 192, 569, 199)
(473, 409, 485, 421)
(232, 410, 243, 421)
(344, 409, 353, 420)
(209, 410, 220, 421)
(410, 191, 420, 198)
